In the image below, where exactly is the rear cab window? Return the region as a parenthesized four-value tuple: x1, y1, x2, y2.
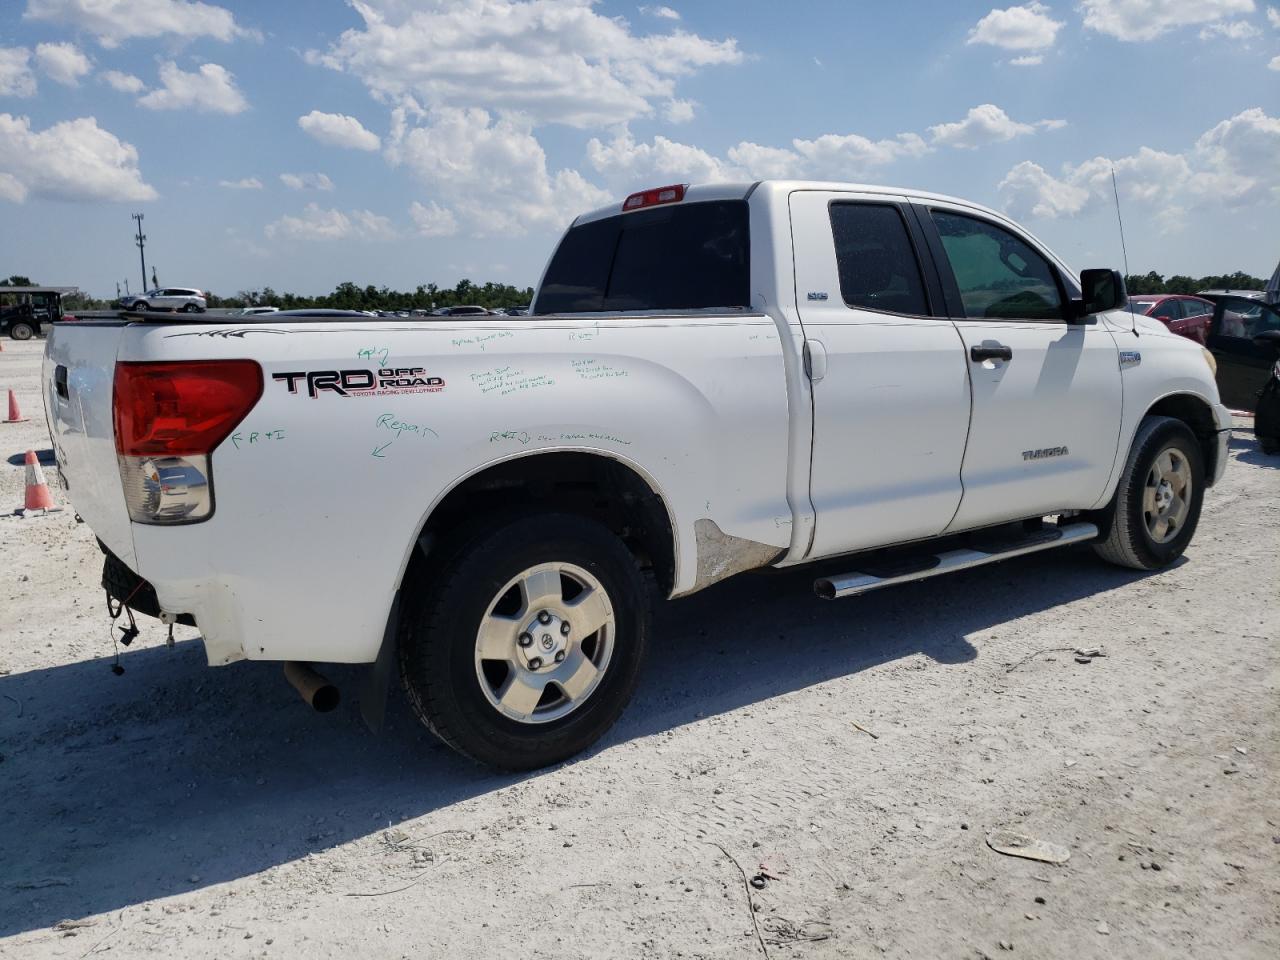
(534, 200, 750, 315)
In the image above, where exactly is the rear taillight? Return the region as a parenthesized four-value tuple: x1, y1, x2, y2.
(622, 183, 686, 211)
(113, 360, 262, 524)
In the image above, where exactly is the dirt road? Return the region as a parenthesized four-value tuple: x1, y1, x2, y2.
(1, 337, 1277, 959)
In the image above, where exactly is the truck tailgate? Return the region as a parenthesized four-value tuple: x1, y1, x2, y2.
(43, 322, 136, 567)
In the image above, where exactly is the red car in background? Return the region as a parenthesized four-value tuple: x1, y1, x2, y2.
(1124, 294, 1213, 344)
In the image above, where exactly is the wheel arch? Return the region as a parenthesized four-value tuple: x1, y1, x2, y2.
(1144, 391, 1221, 486)
(394, 449, 680, 602)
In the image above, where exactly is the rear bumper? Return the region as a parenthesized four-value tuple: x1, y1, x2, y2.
(101, 543, 196, 627)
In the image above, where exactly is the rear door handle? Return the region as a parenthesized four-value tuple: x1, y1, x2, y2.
(55, 364, 69, 400)
(970, 343, 1013, 363)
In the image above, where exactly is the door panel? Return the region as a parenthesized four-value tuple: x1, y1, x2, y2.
(947, 320, 1122, 529)
(790, 190, 971, 557)
(919, 204, 1122, 529)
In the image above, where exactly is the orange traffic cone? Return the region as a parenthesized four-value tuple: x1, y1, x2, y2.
(6, 390, 28, 423)
(24, 450, 56, 512)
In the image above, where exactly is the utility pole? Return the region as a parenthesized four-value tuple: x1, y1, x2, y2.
(151, 265, 158, 289)
(132, 213, 147, 292)
(124, 278, 131, 297)
(115, 281, 121, 300)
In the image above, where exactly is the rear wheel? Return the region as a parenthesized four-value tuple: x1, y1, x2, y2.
(1093, 416, 1204, 570)
(182, 302, 200, 313)
(398, 512, 649, 770)
(9, 321, 34, 341)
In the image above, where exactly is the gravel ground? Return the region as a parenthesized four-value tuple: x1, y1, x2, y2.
(1, 335, 1277, 959)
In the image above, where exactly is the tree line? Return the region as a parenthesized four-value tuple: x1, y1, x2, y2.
(2, 275, 534, 312)
(1122, 271, 1267, 295)
(4, 272, 1271, 311)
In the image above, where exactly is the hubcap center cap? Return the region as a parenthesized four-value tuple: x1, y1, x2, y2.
(1155, 479, 1173, 512)
(519, 611, 568, 669)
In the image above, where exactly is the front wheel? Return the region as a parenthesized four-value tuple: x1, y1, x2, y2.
(398, 512, 650, 770)
(1093, 416, 1205, 570)
(132, 301, 149, 312)
(9, 321, 34, 341)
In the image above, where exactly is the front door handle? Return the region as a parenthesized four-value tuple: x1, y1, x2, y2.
(970, 343, 1013, 363)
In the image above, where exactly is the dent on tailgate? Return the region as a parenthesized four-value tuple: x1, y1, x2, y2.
(44, 324, 137, 567)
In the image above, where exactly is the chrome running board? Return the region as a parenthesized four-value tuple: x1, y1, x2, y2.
(813, 521, 1099, 600)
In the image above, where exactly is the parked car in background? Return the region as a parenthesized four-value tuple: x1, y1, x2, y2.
(506, 304, 531, 316)
(1200, 293, 1280, 410)
(239, 306, 279, 316)
(1124, 294, 1213, 344)
(122, 288, 207, 313)
(440, 304, 496, 316)
(0, 285, 77, 339)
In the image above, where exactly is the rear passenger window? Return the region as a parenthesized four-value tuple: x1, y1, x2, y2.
(1152, 300, 1181, 321)
(930, 211, 1065, 321)
(828, 203, 929, 316)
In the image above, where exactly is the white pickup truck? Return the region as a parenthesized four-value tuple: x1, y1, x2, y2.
(44, 180, 1231, 769)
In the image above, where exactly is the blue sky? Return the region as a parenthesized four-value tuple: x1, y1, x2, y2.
(1, 0, 1277, 300)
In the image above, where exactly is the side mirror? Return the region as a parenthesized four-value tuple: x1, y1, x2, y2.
(1254, 329, 1280, 357)
(1075, 268, 1127, 320)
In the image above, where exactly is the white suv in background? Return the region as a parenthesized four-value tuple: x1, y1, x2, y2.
(125, 287, 207, 313)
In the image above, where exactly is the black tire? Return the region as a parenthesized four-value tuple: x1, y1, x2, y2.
(9, 321, 34, 341)
(183, 302, 200, 313)
(1093, 416, 1205, 570)
(398, 512, 650, 770)
(133, 301, 149, 312)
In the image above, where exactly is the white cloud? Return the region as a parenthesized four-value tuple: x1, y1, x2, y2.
(790, 131, 931, 178)
(664, 98, 696, 123)
(265, 203, 398, 242)
(1199, 20, 1261, 38)
(1080, 0, 1255, 42)
(280, 172, 334, 191)
(929, 104, 1040, 148)
(102, 70, 144, 94)
(0, 47, 36, 97)
(640, 5, 681, 19)
(1270, 54, 1280, 68)
(587, 124, 931, 189)
(968, 3, 1064, 50)
(998, 161, 1091, 218)
(23, 0, 256, 48)
(409, 200, 458, 237)
(388, 108, 611, 236)
(138, 61, 247, 114)
(297, 110, 380, 151)
(587, 129, 741, 187)
(218, 176, 261, 189)
(0, 112, 157, 203)
(34, 42, 90, 86)
(307, 0, 741, 129)
(1269, 5, 1280, 27)
(998, 107, 1280, 221)
(1010, 54, 1044, 65)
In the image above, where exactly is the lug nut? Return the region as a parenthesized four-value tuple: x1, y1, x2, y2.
(537, 610, 552, 624)
(554, 651, 566, 663)
(518, 633, 533, 647)
(560, 621, 570, 636)
(528, 657, 543, 669)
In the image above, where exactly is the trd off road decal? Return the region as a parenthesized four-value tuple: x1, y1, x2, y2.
(273, 368, 445, 398)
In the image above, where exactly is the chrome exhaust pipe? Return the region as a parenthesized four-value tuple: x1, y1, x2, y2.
(283, 662, 340, 713)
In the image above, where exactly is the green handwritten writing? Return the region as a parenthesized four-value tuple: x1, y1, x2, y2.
(230, 429, 286, 449)
(376, 413, 438, 440)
